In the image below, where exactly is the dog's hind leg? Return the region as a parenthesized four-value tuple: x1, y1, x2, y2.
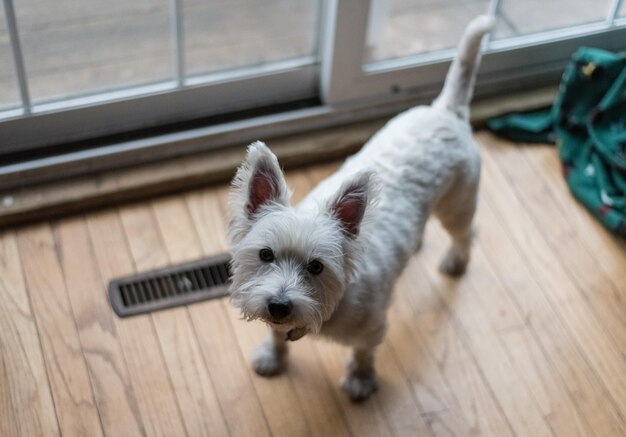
(436, 182, 478, 277)
(251, 329, 288, 376)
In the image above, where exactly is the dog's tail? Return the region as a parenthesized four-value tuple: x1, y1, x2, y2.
(433, 15, 495, 119)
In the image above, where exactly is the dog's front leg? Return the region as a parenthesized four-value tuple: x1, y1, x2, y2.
(341, 347, 378, 401)
(251, 329, 288, 376)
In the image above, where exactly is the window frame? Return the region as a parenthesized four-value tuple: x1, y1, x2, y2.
(1, 59, 318, 154)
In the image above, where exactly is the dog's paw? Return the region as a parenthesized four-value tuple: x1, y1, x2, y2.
(341, 372, 378, 402)
(251, 341, 286, 376)
(439, 250, 467, 277)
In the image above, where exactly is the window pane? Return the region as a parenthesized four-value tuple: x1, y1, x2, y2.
(183, 0, 320, 77)
(0, 3, 19, 109)
(366, 0, 493, 63)
(492, 0, 612, 40)
(15, 0, 173, 103)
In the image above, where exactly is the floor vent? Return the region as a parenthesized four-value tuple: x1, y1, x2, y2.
(108, 254, 231, 317)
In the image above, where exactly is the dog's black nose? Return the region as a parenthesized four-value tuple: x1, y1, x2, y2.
(267, 298, 293, 320)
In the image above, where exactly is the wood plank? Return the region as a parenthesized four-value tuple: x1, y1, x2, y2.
(16, 224, 104, 437)
(86, 210, 188, 437)
(470, 246, 588, 436)
(477, 140, 626, 426)
(476, 195, 625, 436)
(481, 134, 626, 341)
(151, 195, 298, 437)
(222, 303, 313, 437)
(524, 146, 626, 290)
(186, 186, 352, 437)
(52, 217, 145, 436)
(118, 203, 231, 437)
(417, 222, 554, 437)
(187, 299, 273, 437)
(389, 258, 514, 437)
(0, 230, 60, 437)
(373, 341, 435, 437)
(182, 189, 274, 437)
(145, 197, 230, 435)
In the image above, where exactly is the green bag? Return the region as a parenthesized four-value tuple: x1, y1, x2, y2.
(488, 47, 626, 237)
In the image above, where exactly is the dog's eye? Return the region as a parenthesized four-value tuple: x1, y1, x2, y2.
(307, 260, 324, 275)
(259, 248, 274, 262)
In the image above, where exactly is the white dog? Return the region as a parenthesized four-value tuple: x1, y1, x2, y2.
(228, 15, 494, 401)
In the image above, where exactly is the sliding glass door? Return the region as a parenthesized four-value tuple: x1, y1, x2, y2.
(323, 0, 626, 104)
(2, 0, 626, 184)
(1, 0, 321, 155)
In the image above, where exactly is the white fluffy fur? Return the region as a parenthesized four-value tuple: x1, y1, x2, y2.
(228, 15, 495, 401)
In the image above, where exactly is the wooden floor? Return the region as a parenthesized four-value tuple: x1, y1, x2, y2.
(2, 131, 626, 437)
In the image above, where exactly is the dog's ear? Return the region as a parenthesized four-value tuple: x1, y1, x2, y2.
(328, 171, 375, 237)
(229, 141, 290, 243)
